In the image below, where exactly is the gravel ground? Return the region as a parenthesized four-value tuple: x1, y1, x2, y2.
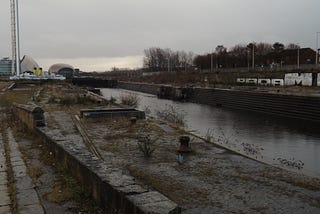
(68, 115, 320, 214)
(31, 84, 320, 213)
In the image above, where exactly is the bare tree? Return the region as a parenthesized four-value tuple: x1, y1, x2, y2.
(286, 43, 300, 50)
(272, 42, 285, 52)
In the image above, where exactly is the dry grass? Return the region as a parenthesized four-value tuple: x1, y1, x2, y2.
(0, 90, 37, 107)
(0, 81, 11, 90)
(128, 165, 209, 205)
(28, 165, 43, 179)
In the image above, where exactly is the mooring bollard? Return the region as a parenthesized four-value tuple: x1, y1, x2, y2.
(130, 117, 137, 125)
(178, 135, 192, 153)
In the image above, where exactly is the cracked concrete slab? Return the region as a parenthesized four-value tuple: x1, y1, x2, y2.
(15, 176, 34, 191)
(0, 172, 7, 185)
(0, 193, 11, 206)
(19, 204, 44, 214)
(16, 188, 41, 206)
(0, 205, 11, 214)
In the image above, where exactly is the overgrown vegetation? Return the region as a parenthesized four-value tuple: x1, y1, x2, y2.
(120, 93, 140, 107)
(48, 94, 101, 106)
(138, 136, 156, 158)
(156, 104, 186, 126)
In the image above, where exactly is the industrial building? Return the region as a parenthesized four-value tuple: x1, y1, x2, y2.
(48, 63, 75, 79)
(0, 58, 12, 76)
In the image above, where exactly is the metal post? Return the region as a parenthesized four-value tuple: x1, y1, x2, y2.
(210, 51, 213, 72)
(252, 44, 255, 69)
(297, 47, 300, 69)
(317, 32, 320, 66)
(247, 49, 250, 70)
(167, 53, 170, 72)
(15, 0, 21, 76)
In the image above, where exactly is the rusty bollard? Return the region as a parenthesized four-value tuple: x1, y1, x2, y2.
(130, 117, 137, 125)
(178, 135, 192, 153)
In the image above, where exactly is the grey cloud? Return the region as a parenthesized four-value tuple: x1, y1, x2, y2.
(1, 0, 319, 70)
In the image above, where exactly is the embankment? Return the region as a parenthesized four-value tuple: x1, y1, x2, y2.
(118, 81, 320, 123)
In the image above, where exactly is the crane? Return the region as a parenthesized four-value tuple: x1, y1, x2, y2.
(10, 0, 21, 76)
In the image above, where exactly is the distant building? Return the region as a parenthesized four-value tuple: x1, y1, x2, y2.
(20, 55, 39, 73)
(48, 63, 74, 79)
(0, 57, 12, 76)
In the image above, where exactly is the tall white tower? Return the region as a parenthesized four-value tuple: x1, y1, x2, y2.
(10, 0, 21, 76)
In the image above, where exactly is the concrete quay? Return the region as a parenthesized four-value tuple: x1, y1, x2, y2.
(35, 111, 181, 214)
(0, 114, 44, 214)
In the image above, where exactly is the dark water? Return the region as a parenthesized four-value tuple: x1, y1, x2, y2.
(101, 88, 320, 177)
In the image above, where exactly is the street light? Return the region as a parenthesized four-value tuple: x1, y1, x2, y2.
(252, 43, 255, 69)
(297, 44, 300, 69)
(316, 32, 320, 65)
(210, 50, 213, 72)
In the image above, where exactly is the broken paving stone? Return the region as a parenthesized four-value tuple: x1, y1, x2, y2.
(0, 164, 6, 173)
(0, 205, 11, 214)
(15, 176, 34, 192)
(12, 164, 27, 178)
(19, 204, 44, 214)
(127, 191, 180, 214)
(0, 193, 11, 206)
(0, 184, 7, 191)
(17, 188, 41, 206)
(0, 172, 7, 185)
(117, 184, 148, 195)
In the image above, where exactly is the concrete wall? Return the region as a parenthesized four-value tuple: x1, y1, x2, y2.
(118, 82, 160, 95)
(35, 127, 180, 214)
(118, 82, 320, 123)
(189, 88, 320, 123)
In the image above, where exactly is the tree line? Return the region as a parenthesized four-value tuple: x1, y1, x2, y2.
(143, 47, 194, 72)
(143, 42, 306, 72)
(194, 42, 303, 70)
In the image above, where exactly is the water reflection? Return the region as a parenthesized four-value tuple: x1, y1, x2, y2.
(101, 88, 320, 177)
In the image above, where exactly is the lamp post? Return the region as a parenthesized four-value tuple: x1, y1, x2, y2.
(210, 51, 213, 72)
(297, 44, 300, 69)
(316, 32, 320, 66)
(167, 53, 170, 72)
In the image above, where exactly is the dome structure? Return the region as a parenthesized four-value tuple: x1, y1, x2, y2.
(20, 55, 39, 73)
(48, 63, 74, 79)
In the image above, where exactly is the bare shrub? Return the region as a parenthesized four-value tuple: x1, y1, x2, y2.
(156, 104, 186, 126)
(138, 136, 156, 158)
(120, 93, 140, 108)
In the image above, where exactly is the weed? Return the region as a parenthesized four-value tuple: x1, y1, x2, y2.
(120, 93, 140, 107)
(138, 136, 156, 158)
(28, 165, 44, 179)
(205, 128, 214, 142)
(109, 96, 117, 104)
(277, 157, 304, 170)
(156, 104, 186, 126)
(143, 105, 152, 116)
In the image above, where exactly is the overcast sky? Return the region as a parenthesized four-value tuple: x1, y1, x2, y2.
(0, 0, 319, 71)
